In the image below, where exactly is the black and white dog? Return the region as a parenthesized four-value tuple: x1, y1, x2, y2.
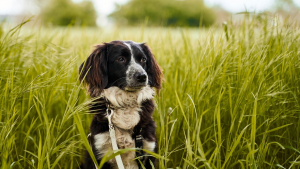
(79, 40, 162, 169)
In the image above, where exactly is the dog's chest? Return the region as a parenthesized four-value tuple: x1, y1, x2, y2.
(94, 86, 155, 168)
(102, 86, 154, 129)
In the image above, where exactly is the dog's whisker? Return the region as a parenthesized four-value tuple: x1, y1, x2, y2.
(110, 77, 127, 86)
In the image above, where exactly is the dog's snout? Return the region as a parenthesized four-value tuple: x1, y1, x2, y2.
(135, 72, 147, 83)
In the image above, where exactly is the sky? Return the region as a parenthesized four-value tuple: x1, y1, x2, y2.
(1, 0, 300, 26)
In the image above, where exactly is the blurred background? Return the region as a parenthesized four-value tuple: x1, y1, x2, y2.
(1, 0, 300, 28)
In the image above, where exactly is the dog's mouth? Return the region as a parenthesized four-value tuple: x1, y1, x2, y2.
(108, 76, 148, 92)
(124, 85, 146, 92)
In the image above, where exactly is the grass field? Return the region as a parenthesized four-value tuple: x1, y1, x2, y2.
(1, 16, 300, 169)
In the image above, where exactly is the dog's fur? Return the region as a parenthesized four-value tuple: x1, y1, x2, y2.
(79, 40, 162, 169)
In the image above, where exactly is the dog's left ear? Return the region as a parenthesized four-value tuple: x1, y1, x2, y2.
(140, 43, 163, 91)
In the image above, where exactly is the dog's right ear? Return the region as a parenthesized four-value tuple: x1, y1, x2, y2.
(140, 43, 163, 92)
(79, 44, 108, 96)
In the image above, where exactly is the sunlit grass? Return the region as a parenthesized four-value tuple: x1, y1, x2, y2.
(1, 16, 300, 168)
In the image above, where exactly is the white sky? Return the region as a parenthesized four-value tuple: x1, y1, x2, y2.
(1, 0, 300, 26)
(2, 0, 300, 15)
(0, 0, 297, 15)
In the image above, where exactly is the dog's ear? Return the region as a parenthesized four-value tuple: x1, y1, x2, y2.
(79, 44, 108, 96)
(140, 43, 163, 91)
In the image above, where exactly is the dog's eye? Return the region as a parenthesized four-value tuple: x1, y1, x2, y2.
(141, 57, 147, 63)
(117, 57, 126, 63)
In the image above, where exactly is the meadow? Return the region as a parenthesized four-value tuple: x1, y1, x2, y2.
(1, 16, 300, 169)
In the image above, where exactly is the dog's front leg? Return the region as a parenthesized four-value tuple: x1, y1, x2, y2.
(141, 120, 158, 169)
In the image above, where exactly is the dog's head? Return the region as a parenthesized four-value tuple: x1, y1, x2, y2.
(79, 40, 163, 96)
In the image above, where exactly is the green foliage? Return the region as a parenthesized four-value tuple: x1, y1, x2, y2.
(109, 0, 216, 27)
(1, 16, 300, 168)
(40, 0, 97, 26)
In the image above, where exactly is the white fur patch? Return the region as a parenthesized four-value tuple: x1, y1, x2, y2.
(101, 86, 154, 130)
(143, 140, 156, 152)
(101, 86, 154, 108)
(94, 132, 112, 158)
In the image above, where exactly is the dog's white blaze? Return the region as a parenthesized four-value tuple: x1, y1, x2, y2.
(123, 42, 148, 88)
(123, 42, 135, 64)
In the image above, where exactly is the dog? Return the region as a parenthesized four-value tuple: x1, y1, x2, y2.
(79, 40, 162, 169)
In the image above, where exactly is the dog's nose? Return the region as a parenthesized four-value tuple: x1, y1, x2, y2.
(135, 73, 147, 83)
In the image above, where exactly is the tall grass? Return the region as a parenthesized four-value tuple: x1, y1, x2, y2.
(1, 16, 300, 168)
